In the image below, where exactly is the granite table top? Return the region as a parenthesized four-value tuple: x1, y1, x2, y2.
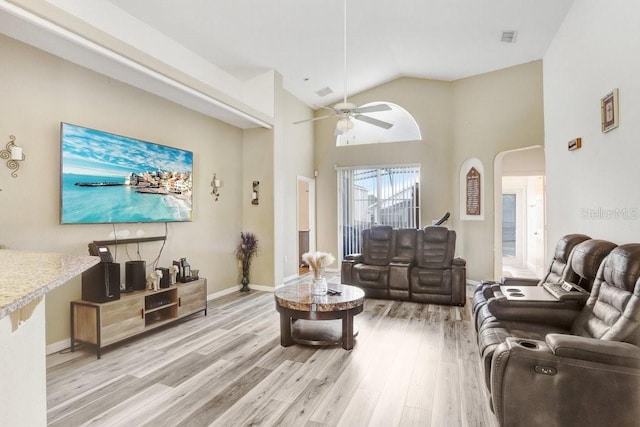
(0, 249, 99, 319)
(275, 282, 364, 312)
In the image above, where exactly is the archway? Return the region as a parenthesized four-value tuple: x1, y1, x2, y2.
(494, 146, 545, 280)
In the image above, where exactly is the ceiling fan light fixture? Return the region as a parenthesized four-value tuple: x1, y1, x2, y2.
(336, 117, 354, 133)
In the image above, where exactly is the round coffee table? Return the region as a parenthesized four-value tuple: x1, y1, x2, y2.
(274, 282, 364, 350)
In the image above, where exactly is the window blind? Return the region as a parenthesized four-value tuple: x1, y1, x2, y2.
(337, 165, 420, 259)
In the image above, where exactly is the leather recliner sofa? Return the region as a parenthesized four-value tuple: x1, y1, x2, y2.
(472, 233, 591, 318)
(410, 226, 467, 305)
(341, 225, 466, 306)
(478, 244, 640, 427)
(475, 238, 616, 332)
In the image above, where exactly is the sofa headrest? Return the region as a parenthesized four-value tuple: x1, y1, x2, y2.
(601, 243, 640, 292)
(370, 225, 393, 241)
(555, 234, 591, 263)
(570, 239, 617, 283)
(423, 226, 449, 243)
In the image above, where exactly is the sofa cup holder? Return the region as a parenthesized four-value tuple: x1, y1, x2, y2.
(516, 340, 540, 350)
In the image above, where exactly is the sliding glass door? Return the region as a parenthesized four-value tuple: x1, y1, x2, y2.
(337, 165, 420, 259)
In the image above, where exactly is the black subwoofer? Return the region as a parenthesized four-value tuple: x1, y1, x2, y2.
(126, 260, 146, 291)
(82, 262, 121, 303)
(158, 267, 170, 288)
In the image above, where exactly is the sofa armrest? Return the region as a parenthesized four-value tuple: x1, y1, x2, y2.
(452, 257, 466, 267)
(391, 256, 413, 264)
(475, 280, 498, 296)
(451, 257, 466, 306)
(490, 337, 640, 427)
(344, 253, 363, 262)
(546, 334, 640, 368)
(341, 255, 361, 285)
(482, 283, 503, 300)
(484, 295, 581, 328)
(542, 282, 589, 303)
(501, 277, 539, 286)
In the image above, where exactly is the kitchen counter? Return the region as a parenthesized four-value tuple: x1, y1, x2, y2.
(0, 249, 99, 319)
(0, 249, 99, 426)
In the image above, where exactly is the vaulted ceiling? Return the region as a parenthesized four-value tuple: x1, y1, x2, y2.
(107, 0, 575, 105)
(0, 0, 575, 127)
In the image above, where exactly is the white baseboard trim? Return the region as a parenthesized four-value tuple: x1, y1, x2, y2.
(467, 279, 481, 286)
(47, 339, 70, 355)
(283, 273, 300, 283)
(207, 285, 240, 301)
(206, 284, 275, 301)
(249, 284, 275, 292)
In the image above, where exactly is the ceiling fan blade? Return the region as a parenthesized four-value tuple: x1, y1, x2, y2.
(353, 104, 392, 114)
(293, 114, 334, 125)
(319, 105, 339, 113)
(353, 114, 394, 129)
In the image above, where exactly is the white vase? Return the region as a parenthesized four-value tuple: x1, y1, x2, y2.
(311, 276, 328, 295)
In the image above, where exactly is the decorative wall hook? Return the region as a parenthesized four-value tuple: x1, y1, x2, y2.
(210, 173, 221, 201)
(0, 135, 25, 178)
(252, 181, 259, 205)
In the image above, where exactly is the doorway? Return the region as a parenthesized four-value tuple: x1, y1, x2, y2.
(502, 177, 544, 278)
(494, 146, 545, 280)
(297, 177, 316, 276)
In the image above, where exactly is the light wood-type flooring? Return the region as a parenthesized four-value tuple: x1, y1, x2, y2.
(47, 281, 498, 426)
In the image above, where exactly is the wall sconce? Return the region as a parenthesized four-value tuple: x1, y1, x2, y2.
(210, 173, 221, 201)
(252, 181, 259, 205)
(0, 135, 25, 178)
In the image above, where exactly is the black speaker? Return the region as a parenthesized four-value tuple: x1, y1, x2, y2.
(158, 267, 170, 288)
(82, 262, 121, 303)
(126, 261, 146, 291)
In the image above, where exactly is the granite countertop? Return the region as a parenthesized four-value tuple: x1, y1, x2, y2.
(0, 249, 99, 319)
(275, 282, 364, 312)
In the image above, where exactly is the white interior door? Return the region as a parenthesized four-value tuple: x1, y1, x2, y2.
(297, 177, 315, 272)
(502, 187, 525, 266)
(528, 176, 545, 277)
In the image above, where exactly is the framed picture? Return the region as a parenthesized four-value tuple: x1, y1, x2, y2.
(601, 88, 619, 133)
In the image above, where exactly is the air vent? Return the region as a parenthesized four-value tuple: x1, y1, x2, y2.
(315, 87, 333, 97)
(501, 31, 518, 43)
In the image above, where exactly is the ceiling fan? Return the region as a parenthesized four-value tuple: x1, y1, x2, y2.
(294, 0, 394, 135)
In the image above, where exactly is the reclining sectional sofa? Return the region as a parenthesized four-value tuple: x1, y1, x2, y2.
(341, 225, 466, 306)
(474, 235, 640, 427)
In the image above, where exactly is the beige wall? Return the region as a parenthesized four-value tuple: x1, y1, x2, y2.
(544, 1, 640, 252)
(452, 61, 544, 280)
(282, 92, 315, 279)
(315, 63, 544, 281)
(241, 86, 314, 287)
(502, 147, 545, 176)
(314, 78, 454, 257)
(0, 34, 245, 345)
(241, 127, 275, 286)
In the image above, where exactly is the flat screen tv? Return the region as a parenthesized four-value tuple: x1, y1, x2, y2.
(60, 122, 193, 224)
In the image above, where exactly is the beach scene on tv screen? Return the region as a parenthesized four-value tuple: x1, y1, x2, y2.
(61, 123, 193, 224)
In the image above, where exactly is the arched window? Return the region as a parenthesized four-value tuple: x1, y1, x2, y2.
(336, 102, 422, 146)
